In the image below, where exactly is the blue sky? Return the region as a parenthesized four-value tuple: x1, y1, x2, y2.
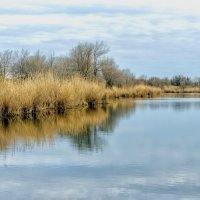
(0, 0, 200, 77)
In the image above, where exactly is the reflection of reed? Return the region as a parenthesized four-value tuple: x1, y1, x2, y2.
(0, 101, 135, 152)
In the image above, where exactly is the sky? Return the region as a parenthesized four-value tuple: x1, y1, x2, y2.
(0, 0, 200, 77)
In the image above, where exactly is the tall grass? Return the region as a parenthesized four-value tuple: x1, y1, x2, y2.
(0, 74, 161, 118)
(108, 85, 161, 99)
(163, 86, 200, 93)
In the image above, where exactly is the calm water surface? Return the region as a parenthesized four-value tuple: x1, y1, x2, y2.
(1, 97, 200, 199)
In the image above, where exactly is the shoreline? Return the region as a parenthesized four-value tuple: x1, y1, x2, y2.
(1, 75, 200, 121)
(0, 74, 161, 120)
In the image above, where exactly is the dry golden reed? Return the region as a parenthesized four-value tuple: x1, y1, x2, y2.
(0, 73, 161, 118)
(163, 86, 200, 93)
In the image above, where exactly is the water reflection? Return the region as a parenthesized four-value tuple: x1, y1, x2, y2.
(1, 97, 200, 154)
(1, 98, 200, 153)
(135, 98, 200, 112)
(1, 97, 200, 199)
(0, 101, 136, 153)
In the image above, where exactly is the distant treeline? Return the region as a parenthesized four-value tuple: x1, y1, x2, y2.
(140, 75, 200, 88)
(0, 41, 199, 88)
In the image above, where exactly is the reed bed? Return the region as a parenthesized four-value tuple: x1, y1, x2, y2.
(108, 85, 161, 99)
(163, 86, 200, 93)
(0, 74, 161, 118)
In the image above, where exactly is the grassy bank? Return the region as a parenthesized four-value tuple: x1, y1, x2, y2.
(0, 74, 161, 119)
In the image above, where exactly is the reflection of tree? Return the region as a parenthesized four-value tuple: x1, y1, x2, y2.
(60, 102, 136, 151)
(99, 103, 136, 132)
(0, 101, 136, 153)
(67, 126, 105, 151)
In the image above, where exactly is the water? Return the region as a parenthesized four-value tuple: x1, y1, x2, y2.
(0, 97, 200, 200)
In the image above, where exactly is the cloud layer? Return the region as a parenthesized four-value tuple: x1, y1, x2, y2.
(0, 0, 200, 76)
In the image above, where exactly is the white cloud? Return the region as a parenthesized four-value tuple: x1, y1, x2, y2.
(1, 0, 200, 14)
(0, 0, 200, 75)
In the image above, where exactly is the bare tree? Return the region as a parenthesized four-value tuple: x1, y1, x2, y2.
(54, 56, 74, 78)
(12, 49, 30, 79)
(92, 41, 109, 77)
(0, 50, 13, 79)
(29, 50, 47, 74)
(47, 52, 55, 73)
(12, 50, 50, 78)
(101, 58, 120, 87)
(69, 41, 109, 78)
(70, 42, 93, 78)
(194, 77, 200, 87)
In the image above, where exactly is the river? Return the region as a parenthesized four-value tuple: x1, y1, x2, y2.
(0, 97, 200, 199)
